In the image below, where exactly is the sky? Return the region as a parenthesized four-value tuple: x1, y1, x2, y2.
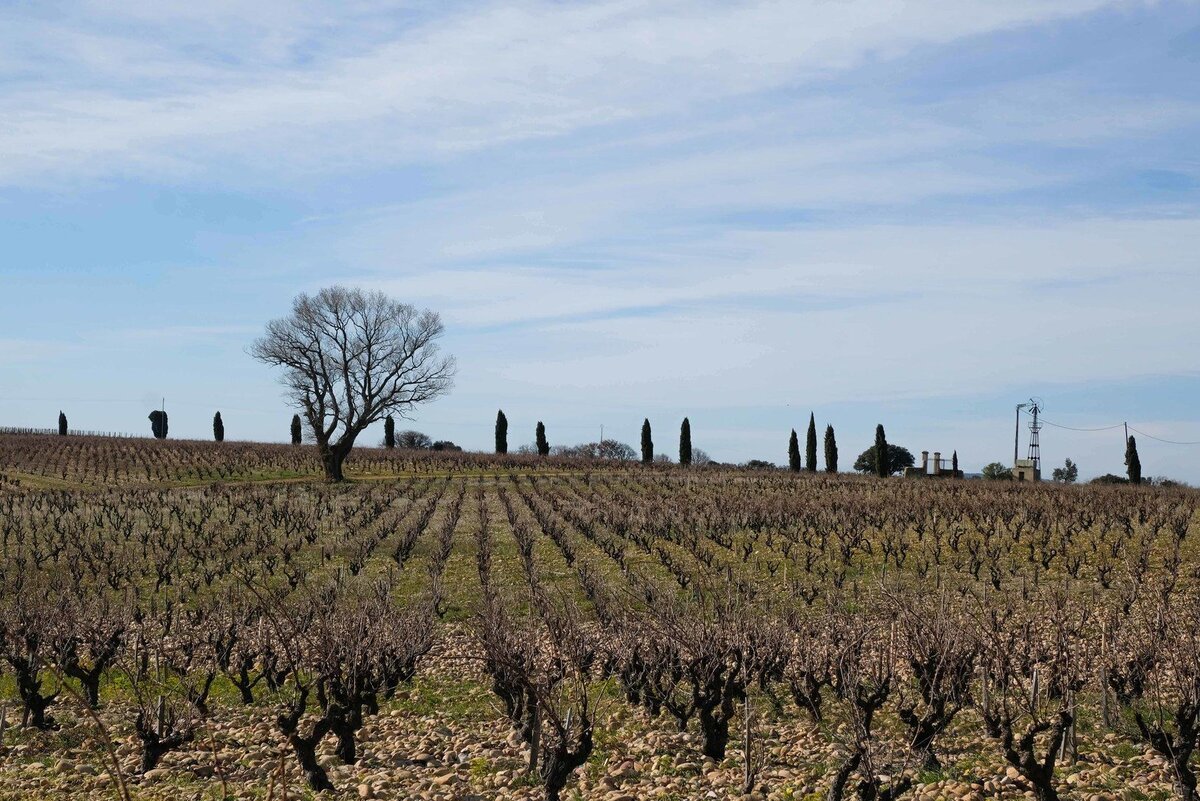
(2, 0, 1199, 480)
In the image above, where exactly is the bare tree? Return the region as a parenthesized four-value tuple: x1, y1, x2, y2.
(251, 286, 455, 481)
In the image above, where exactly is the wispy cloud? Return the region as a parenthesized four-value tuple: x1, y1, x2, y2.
(0, 0, 1132, 185)
(1, 0, 1198, 475)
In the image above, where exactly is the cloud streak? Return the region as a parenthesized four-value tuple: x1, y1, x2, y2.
(0, 0, 1132, 184)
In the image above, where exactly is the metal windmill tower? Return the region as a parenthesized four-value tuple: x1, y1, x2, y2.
(1026, 397, 1043, 471)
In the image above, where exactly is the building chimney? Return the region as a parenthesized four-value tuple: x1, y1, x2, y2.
(921, 451, 929, 473)
(933, 452, 942, 474)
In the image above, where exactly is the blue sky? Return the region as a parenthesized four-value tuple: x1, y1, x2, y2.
(2, 0, 1199, 480)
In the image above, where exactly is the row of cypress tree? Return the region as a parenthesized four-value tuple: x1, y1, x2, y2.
(788, 413, 839, 473)
(49, 410, 1150, 484)
(492, 411, 698, 465)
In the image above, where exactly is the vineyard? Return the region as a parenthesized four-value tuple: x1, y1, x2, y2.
(1, 434, 1198, 801)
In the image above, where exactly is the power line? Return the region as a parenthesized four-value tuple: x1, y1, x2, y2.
(1037, 418, 1125, 433)
(1021, 409, 1200, 446)
(1128, 426, 1200, 446)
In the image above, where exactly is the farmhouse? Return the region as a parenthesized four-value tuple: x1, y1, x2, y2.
(903, 450, 963, 479)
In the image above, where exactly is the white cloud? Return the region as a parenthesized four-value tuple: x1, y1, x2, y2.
(0, 0, 1131, 184)
(350, 217, 1200, 331)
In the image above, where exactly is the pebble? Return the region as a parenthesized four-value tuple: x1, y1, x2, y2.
(0, 625, 1181, 801)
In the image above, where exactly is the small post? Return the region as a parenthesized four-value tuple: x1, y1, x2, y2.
(981, 668, 990, 721)
(1100, 622, 1110, 727)
(528, 703, 540, 776)
(739, 695, 748, 796)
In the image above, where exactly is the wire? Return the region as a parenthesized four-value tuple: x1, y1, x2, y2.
(1128, 426, 1200, 446)
(1020, 409, 1200, 446)
(1038, 418, 1125, 433)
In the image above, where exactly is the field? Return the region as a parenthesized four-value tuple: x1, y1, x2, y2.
(0, 434, 1198, 801)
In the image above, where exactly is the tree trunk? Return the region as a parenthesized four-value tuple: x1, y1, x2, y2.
(288, 732, 335, 793)
(232, 667, 256, 705)
(13, 665, 56, 731)
(1174, 771, 1199, 801)
(1168, 748, 1198, 800)
(827, 748, 862, 801)
(317, 436, 356, 482)
(320, 445, 347, 482)
(698, 703, 729, 760)
(64, 664, 103, 709)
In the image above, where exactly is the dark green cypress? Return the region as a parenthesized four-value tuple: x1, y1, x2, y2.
(952, 450, 959, 477)
(805, 413, 818, 472)
(148, 410, 168, 439)
(788, 429, 801, 472)
(58, 411, 67, 436)
(679, 418, 692, 466)
(824, 425, 838, 473)
(536, 421, 550, 456)
(291, 414, 302, 445)
(495, 410, 508, 454)
(874, 424, 889, 478)
(641, 419, 653, 464)
(213, 411, 224, 442)
(384, 415, 396, 449)
(1126, 436, 1142, 485)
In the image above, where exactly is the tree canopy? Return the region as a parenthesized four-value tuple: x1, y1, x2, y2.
(854, 443, 914, 476)
(1051, 458, 1078, 484)
(824, 425, 838, 473)
(679, 418, 692, 466)
(805, 413, 818, 472)
(495, 410, 508, 455)
(981, 462, 1013, 481)
(396, 430, 433, 450)
(251, 286, 454, 480)
(1126, 436, 1142, 485)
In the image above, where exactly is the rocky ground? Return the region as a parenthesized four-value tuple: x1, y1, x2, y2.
(0, 632, 1180, 800)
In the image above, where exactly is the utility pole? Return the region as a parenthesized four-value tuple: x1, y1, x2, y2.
(1014, 403, 1028, 466)
(1124, 421, 1128, 444)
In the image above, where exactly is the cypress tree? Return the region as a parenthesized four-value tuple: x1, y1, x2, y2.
(384, 415, 396, 449)
(874, 424, 889, 478)
(952, 450, 959, 477)
(824, 425, 838, 473)
(788, 429, 801, 472)
(641, 419, 654, 464)
(679, 418, 692, 466)
(1126, 436, 1142, 485)
(291, 414, 303, 445)
(495, 410, 508, 454)
(148, 410, 168, 440)
(213, 411, 224, 442)
(805, 413, 818, 472)
(58, 411, 67, 436)
(536, 421, 550, 456)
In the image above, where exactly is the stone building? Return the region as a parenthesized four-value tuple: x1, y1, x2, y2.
(903, 450, 963, 479)
(1013, 458, 1041, 482)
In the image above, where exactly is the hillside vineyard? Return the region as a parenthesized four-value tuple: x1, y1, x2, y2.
(0, 435, 1198, 800)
